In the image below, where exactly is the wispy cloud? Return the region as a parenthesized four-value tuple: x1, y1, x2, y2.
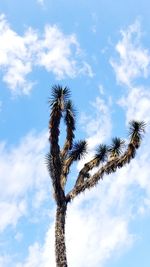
(0, 14, 93, 95)
(0, 200, 27, 232)
(37, 0, 44, 7)
(118, 86, 150, 124)
(0, 254, 11, 267)
(110, 20, 150, 87)
(80, 92, 112, 150)
(111, 20, 150, 125)
(16, 195, 133, 267)
(111, 20, 150, 216)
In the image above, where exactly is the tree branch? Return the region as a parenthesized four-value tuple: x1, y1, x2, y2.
(61, 100, 76, 160)
(66, 141, 137, 203)
(49, 86, 70, 205)
(60, 157, 74, 189)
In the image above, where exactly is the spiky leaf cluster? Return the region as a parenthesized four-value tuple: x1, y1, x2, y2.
(109, 137, 125, 156)
(69, 140, 87, 160)
(50, 85, 70, 108)
(49, 86, 71, 143)
(129, 120, 146, 148)
(45, 153, 51, 175)
(95, 144, 108, 164)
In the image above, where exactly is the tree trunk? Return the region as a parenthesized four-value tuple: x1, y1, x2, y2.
(55, 203, 68, 267)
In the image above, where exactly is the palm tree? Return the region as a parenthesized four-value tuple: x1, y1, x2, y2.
(46, 85, 145, 267)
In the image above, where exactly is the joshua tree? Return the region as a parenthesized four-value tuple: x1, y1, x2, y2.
(46, 85, 145, 267)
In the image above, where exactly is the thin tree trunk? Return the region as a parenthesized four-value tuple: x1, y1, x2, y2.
(55, 203, 68, 267)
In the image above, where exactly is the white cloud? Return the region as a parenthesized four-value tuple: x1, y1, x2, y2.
(0, 14, 93, 95)
(110, 20, 150, 87)
(0, 255, 11, 267)
(0, 130, 50, 231)
(66, 195, 133, 267)
(15, 204, 132, 267)
(78, 61, 94, 78)
(16, 243, 44, 267)
(0, 14, 35, 95)
(111, 20, 150, 215)
(118, 86, 150, 124)
(111, 21, 150, 130)
(80, 94, 112, 150)
(0, 200, 27, 232)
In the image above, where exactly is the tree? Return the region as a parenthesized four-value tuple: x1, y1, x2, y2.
(46, 85, 145, 267)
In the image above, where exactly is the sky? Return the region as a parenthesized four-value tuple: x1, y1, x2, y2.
(0, 0, 150, 266)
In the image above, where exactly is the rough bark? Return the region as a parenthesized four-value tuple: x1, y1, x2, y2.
(55, 204, 68, 267)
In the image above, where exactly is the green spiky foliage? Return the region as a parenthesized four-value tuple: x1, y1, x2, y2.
(49, 85, 70, 144)
(129, 120, 145, 148)
(50, 85, 70, 108)
(74, 144, 108, 187)
(109, 137, 125, 157)
(60, 140, 87, 189)
(47, 85, 145, 267)
(95, 144, 109, 164)
(69, 140, 87, 160)
(45, 153, 51, 176)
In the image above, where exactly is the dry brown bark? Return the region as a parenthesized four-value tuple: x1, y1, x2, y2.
(55, 204, 68, 267)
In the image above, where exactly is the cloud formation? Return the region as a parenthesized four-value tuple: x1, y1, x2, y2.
(0, 14, 93, 95)
(110, 20, 150, 87)
(111, 20, 150, 214)
(118, 86, 150, 124)
(80, 92, 112, 150)
(111, 20, 150, 126)
(0, 131, 49, 231)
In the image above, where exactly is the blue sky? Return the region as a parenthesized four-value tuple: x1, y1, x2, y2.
(0, 1, 150, 266)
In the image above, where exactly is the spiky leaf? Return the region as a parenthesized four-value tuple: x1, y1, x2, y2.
(49, 85, 70, 109)
(69, 140, 87, 160)
(95, 144, 108, 163)
(109, 137, 125, 156)
(129, 121, 145, 139)
(129, 120, 146, 148)
(45, 153, 52, 176)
